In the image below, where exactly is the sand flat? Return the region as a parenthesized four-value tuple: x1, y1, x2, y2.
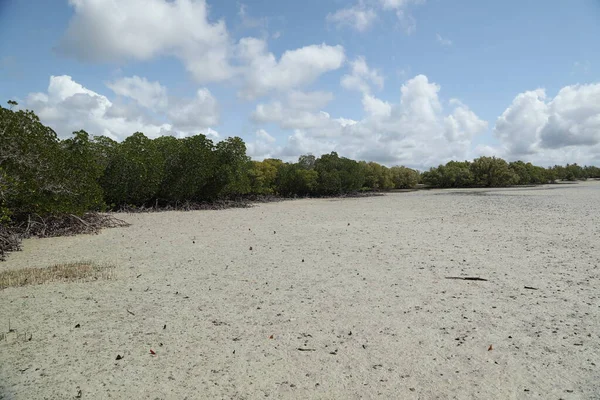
(1, 182, 599, 399)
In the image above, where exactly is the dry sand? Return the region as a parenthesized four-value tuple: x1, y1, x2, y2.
(1, 182, 600, 399)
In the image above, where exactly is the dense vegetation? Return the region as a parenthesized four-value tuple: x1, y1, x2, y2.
(421, 158, 599, 188)
(1, 103, 599, 258)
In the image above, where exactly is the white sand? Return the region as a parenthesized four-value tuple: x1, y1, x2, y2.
(1, 182, 599, 399)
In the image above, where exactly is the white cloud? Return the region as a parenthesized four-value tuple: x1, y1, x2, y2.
(326, 2, 377, 32)
(25, 75, 219, 141)
(436, 33, 452, 46)
(362, 94, 391, 118)
(494, 89, 548, 156)
(252, 74, 488, 168)
(394, 9, 417, 35)
(444, 100, 488, 141)
(167, 88, 219, 131)
(237, 3, 267, 30)
(379, 0, 422, 9)
(286, 91, 334, 110)
(493, 83, 600, 165)
(238, 38, 345, 99)
(251, 90, 336, 131)
(106, 76, 168, 111)
(59, 1, 346, 100)
(256, 128, 276, 143)
(341, 56, 384, 94)
(380, 0, 425, 34)
(328, 0, 424, 33)
(58, 0, 233, 83)
(252, 102, 334, 130)
(246, 129, 282, 159)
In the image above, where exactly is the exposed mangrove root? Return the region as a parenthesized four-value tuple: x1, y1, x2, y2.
(0, 213, 129, 261)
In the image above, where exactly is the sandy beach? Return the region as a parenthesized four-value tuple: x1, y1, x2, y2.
(1, 182, 599, 399)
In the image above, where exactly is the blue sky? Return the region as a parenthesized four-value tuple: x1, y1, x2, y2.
(1, 0, 599, 168)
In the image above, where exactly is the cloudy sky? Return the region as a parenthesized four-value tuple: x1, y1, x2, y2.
(1, 0, 599, 168)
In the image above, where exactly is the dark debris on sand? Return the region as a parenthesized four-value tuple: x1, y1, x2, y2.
(1, 213, 129, 261)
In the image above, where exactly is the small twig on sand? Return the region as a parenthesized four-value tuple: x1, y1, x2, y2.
(126, 309, 135, 316)
(524, 286, 538, 290)
(445, 276, 488, 281)
(297, 348, 316, 352)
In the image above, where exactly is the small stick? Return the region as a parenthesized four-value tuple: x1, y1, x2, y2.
(297, 348, 316, 352)
(445, 277, 488, 281)
(524, 286, 538, 290)
(126, 309, 135, 316)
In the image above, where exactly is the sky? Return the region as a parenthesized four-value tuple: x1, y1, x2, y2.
(1, 0, 600, 169)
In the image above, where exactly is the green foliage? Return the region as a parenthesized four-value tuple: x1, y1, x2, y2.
(422, 158, 561, 188)
(155, 134, 219, 202)
(549, 163, 588, 181)
(314, 152, 364, 195)
(508, 161, 549, 185)
(422, 161, 473, 188)
(275, 162, 318, 196)
(249, 159, 283, 195)
(361, 162, 394, 190)
(470, 156, 518, 187)
(297, 154, 316, 170)
(213, 137, 252, 197)
(59, 130, 105, 213)
(0, 106, 103, 218)
(100, 132, 165, 206)
(584, 165, 600, 178)
(0, 167, 12, 223)
(2, 103, 600, 229)
(389, 166, 420, 189)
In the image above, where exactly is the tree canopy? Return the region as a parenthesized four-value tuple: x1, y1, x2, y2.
(1, 102, 598, 226)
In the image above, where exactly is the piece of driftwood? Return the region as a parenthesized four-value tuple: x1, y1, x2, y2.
(445, 276, 488, 281)
(297, 348, 316, 352)
(524, 286, 538, 290)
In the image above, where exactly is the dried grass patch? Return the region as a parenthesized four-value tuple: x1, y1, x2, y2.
(0, 261, 114, 290)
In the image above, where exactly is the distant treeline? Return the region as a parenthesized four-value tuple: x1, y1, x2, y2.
(1, 103, 599, 226)
(422, 159, 598, 188)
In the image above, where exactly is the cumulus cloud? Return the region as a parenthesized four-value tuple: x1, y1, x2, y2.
(493, 83, 600, 165)
(246, 129, 281, 159)
(362, 94, 391, 118)
(251, 90, 339, 132)
(58, 0, 347, 100)
(237, 38, 345, 99)
(252, 102, 334, 130)
(106, 76, 168, 111)
(328, 0, 424, 33)
(494, 83, 600, 165)
(252, 74, 488, 168)
(326, 2, 377, 32)
(494, 89, 548, 156)
(341, 57, 384, 94)
(25, 75, 219, 141)
(167, 88, 219, 131)
(58, 0, 232, 84)
(286, 91, 334, 110)
(444, 100, 488, 142)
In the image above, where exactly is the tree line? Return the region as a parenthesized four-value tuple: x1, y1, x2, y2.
(1, 102, 599, 227)
(421, 158, 599, 188)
